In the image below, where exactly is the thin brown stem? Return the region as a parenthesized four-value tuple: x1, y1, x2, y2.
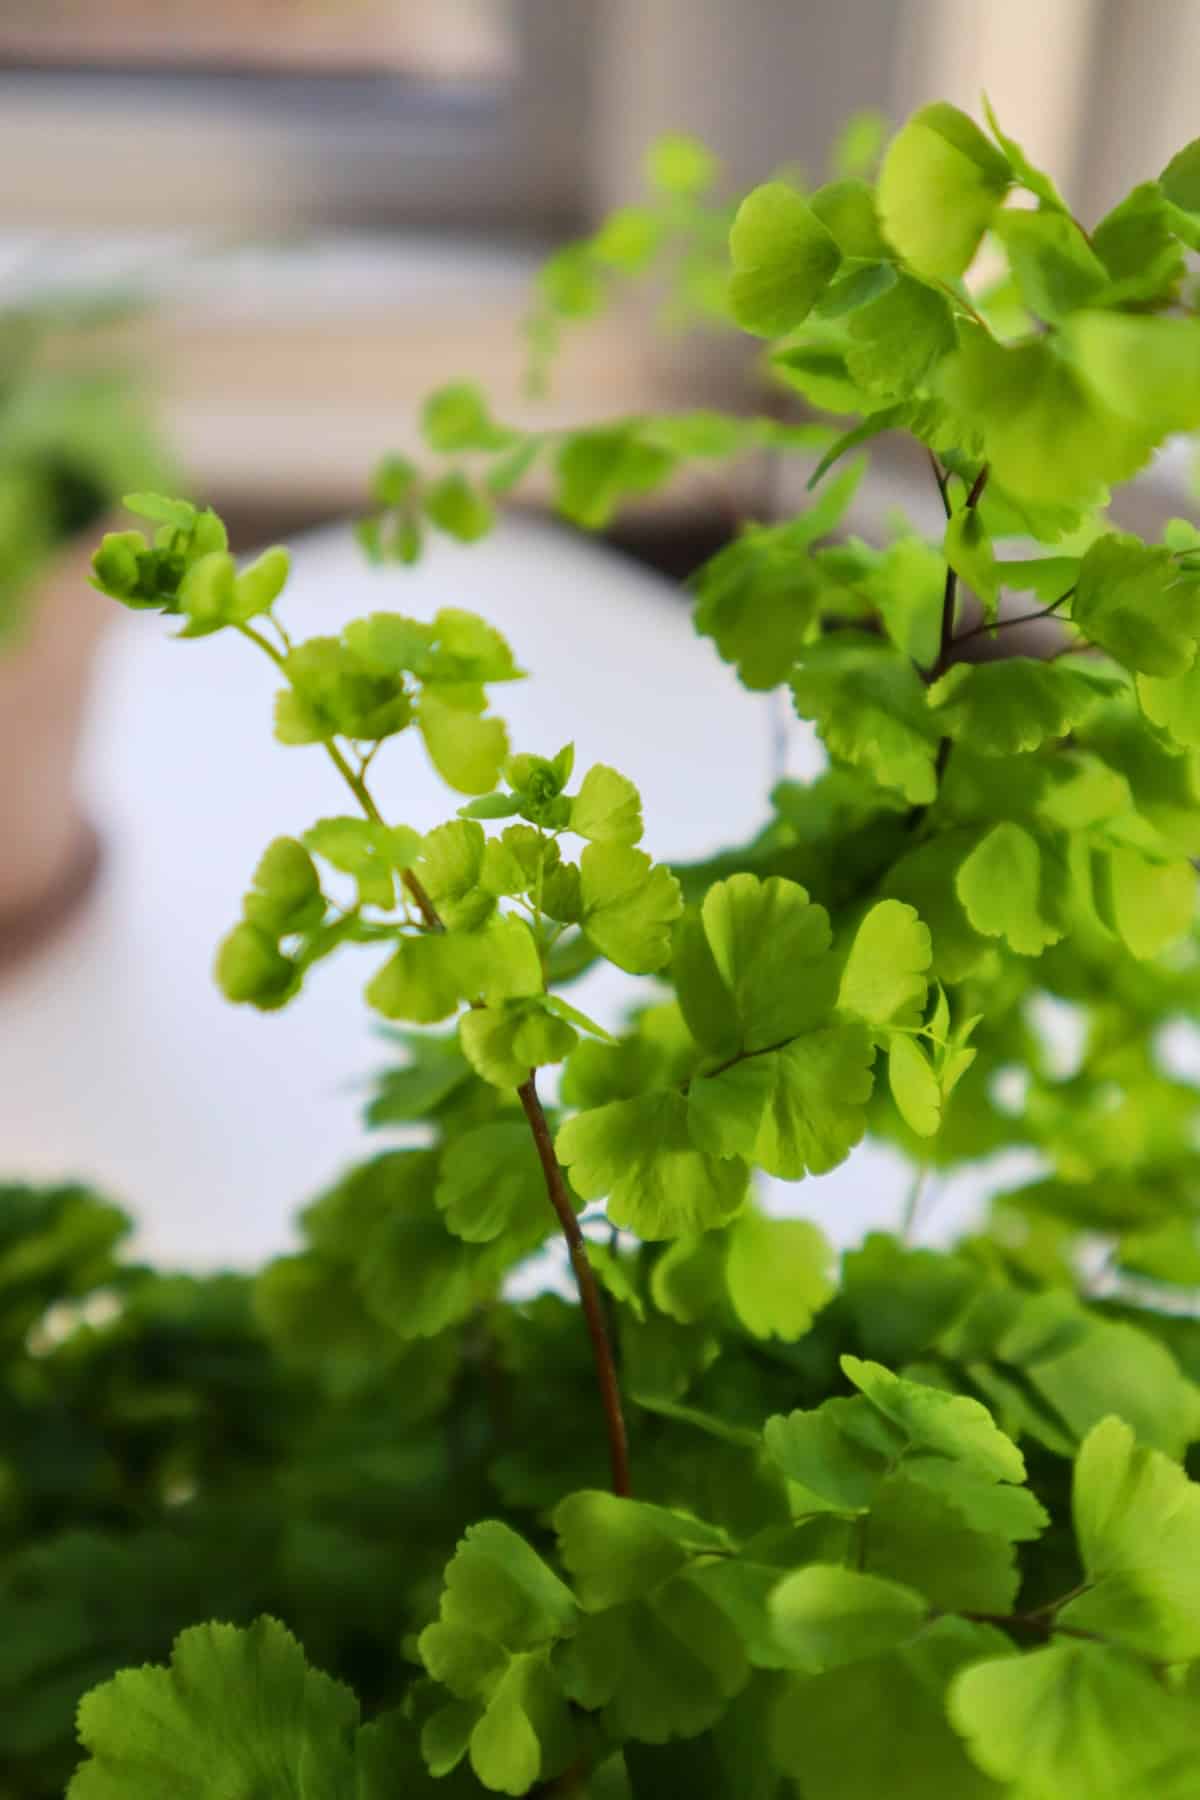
(243, 619, 623, 1487)
(950, 587, 1075, 653)
(518, 1073, 631, 1498)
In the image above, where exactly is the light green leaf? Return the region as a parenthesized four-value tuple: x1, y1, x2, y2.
(579, 843, 683, 974)
(1064, 310, 1200, 447)
(424, 471, 495, 542)
(772, 1617, 1013, 1799)
(303, 816, 421, 908)
(435, 1122, 548, 1244)
(69, 1617, 360, 1799)
(769, 1566, 927, 1673)
(949, 1640, 1200, 1800)
(556, 1577, 748, 1743)
(554, 1491, 731, 1611)
(556, 1090, 748, 1239)
(459, 1001, 576, 1090)
(956, 822, 1061, 955)
(275, 636, 411, 745)
(929, 659, 1105, 757)
(1138, 657, 1200, 748)
(235, 545, 290, 619)
(877, 103, 1011, 279)
(590, 205, 662, 270)
(993, 207, 1109, 321)
(689, 1024, 875, 1179)
(844, 274, 957, 398)
(842, 1357, 1026, 1484)
(420, 1522, 577, 1679)
(1059, 1415, 1200, 1662)
(418, 820, 494, 931)
(810, 177, 889, 257)
(724, 1208, 835, 1341)
(1072, 532, 1200, 677)
(568, 764, 643, 846)
(691, 472, 862, 691)
(728, 182, 842, 336)
(936, 327, 1149, 509)
(696, 872, 835, 1052)
(242, 836, 324, 935)
(419, 1523, 578, 1795)
(366, 932, 486, 1024)
(863, 1471, 1020, 1613)
(791, 635, 942, 804)
(764, 1395, 903, 1512)
(646, 132, 717, 196)
(553, 428, 676, 529)
(1092, 845, 1194, 958)
(418, 690, 509, 797)
(422, 382, 514, 453)
(1092, 181, 1186, 305)
(888, 1034, 942, 1137)
(838, 899, 931, 1031)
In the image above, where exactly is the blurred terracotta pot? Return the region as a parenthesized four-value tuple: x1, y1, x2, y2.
(0, 532, 107, 966)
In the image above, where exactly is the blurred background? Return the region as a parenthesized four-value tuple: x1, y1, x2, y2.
(0, 1, 1196, 1263)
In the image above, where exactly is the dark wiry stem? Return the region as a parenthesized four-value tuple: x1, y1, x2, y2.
(518, 1073, 631, 1497)
(238, 617, 627, 1489)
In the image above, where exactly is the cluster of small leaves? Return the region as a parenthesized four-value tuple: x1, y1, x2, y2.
(44, 101, 1200, 1794)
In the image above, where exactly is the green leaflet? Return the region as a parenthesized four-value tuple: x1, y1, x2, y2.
(993, 207, 1109, 322)
(691, 469, 863, 692)
(728, 182, 842, 335)
(887, 1035, 942, 1137)
(555, 1576, 749, 1743)
(1058, 1416, 1200, 1662)
(844, 274, 956, 399)
(791, 635, 942, 804)
(688, 1024, 875, 1178)
(419, 1523, 578, 1794)
(837, 899, 931, 1031)
(303, 817, 422, 909)
(877, 103, 1011, 279)
(418, 689, 509, 796)
(424, 471, 495, 542)
(554, 1491, 732, 1610)
(682, 872, 836, 1054)
(936, 325, 1168, 508)
(955, 821, 1062, 956)
(435, 1123, 551, 1244)
(842, 1357, 1025, 1484)
(556, 1090, 748, 1239)
(421, 383, 516, 453)
(723, 1208, 835, 1341)
(1072, 531, 1200, 677)
(949, 1640, 1200, 1800)
(928, 660, 1107, 757)
(568, 764, 643, 845)
(1138, 657, 1200, 749)
(579, 843, 683, 974)
(68, 1617, 362, 1798)
(768, 1566, 927, 1673)
(772, 1618, 1013, 1799)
